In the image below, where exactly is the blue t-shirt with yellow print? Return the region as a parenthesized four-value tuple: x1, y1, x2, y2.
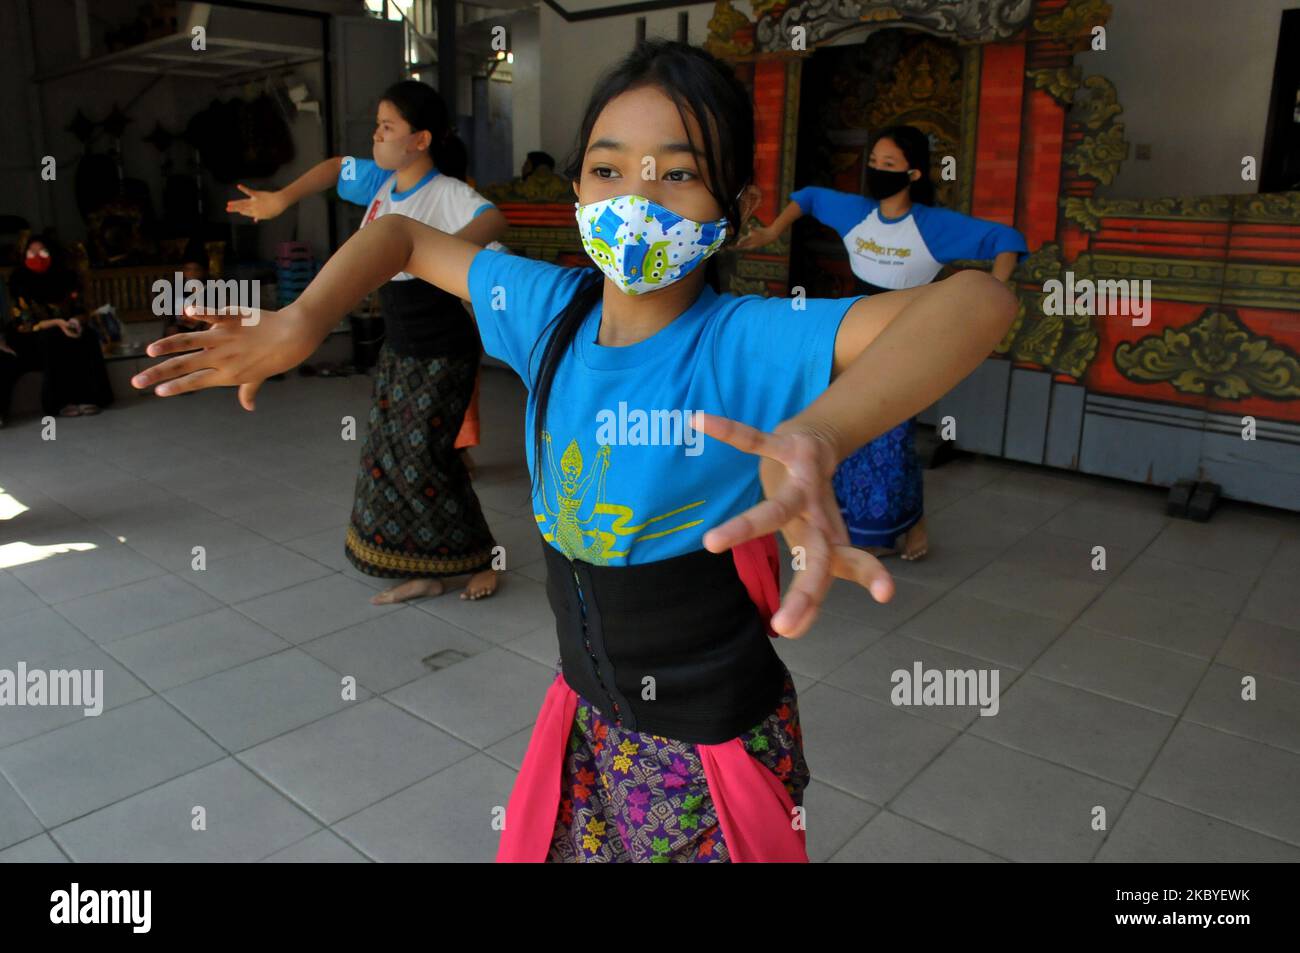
(466, 248, 860, 566)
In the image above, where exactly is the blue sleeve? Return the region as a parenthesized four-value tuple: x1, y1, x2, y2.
(913, 205, 1028, 263)
(471, 203, 495, 219)
(336, 157, 391, 207)
(711, 294, 860, 432)
(788, 186, 876, 238)
(467, 247, 593, 383)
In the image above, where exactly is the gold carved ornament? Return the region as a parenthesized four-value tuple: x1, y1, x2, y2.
(994, 243, 1101, 378)
(1115, 307, 1300, 400)
(1033, 0, 1113, 49)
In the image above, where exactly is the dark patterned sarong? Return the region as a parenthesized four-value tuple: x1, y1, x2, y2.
(345, 342, 496, 577)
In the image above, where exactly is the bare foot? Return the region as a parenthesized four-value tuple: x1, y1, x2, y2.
(460, 568, 499, 600)
(900, 518, 929, 561)
(371, 577, 445, 605)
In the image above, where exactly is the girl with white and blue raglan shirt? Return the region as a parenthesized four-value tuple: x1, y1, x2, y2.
(740, 124, 1027, 560)
(227, 80, 509, 603)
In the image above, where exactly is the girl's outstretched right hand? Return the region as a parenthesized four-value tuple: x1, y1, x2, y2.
(130, 304, 320, 412)
(225, 184, 288, 223)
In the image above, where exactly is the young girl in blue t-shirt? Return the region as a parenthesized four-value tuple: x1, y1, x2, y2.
(134, 41, 1016, 863)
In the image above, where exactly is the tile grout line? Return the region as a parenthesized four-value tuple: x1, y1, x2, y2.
(1084, 508, 1277, 861)
(859, 500, 1171, 861)
(789, 482, 1136, 858)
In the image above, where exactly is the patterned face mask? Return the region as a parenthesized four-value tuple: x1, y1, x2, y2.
(574, 194, 729, 295)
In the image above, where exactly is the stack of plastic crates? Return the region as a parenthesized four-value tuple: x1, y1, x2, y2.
(275, 242, 320, 307)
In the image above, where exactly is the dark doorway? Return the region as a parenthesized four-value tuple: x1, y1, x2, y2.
(1261, 8, 1300, 192)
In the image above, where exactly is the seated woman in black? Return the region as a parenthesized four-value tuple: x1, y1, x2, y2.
(1, 234, 114, 421)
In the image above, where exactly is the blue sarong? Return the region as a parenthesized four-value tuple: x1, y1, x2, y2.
(832, 417, 923, 548)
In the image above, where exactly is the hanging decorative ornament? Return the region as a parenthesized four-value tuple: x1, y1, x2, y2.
(102, 105, 132, 139)
(66, 109, 96, 144)
(143, 121, 174, 152)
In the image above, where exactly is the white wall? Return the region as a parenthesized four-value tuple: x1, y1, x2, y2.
(537, 2, 718, 173)
(1078, 0, 1292, 198)
(510, 8, 541, 175)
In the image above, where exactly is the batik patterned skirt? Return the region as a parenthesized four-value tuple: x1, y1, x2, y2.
(547, 666, 809, 862)
(832, 416, 924, 549)
(344, 342, 496, 577)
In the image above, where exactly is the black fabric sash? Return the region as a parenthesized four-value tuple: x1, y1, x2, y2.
(542, 539, 787, 744)
(377, 276, 480, 359)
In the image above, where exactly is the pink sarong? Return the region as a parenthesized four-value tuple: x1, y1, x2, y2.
(496, 535, 809, 863)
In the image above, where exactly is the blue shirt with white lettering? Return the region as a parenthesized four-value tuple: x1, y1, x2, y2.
(789, 186, 1027, 290)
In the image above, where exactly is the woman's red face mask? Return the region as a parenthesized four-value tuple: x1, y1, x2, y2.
(24, 245, 52, 273)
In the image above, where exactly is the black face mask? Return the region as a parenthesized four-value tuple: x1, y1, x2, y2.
(865, 167, 914, 201)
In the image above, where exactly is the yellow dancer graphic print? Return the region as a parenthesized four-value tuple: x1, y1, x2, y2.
(537, 433, 707, 564)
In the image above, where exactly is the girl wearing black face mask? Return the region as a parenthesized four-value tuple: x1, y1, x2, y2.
(738, 124, 1027, 561)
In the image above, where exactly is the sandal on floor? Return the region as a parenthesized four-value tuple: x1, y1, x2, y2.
(59, 405, 81, 417)
(78, 404, 101, 415)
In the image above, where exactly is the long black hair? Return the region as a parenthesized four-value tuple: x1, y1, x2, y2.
(869, 124, 936, 206)
(526, 39, 755, 495)
(380, 80, 465, 174)
(438, 135, 469, 182)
